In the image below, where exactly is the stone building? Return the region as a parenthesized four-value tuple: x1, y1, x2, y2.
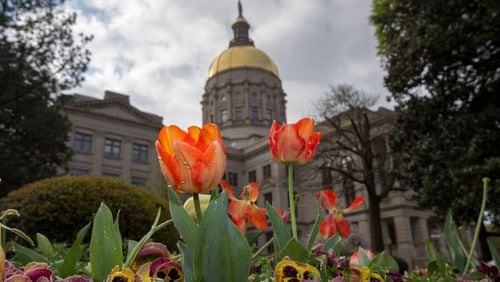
(62, 90, 163, 190)
(202, 3, 432, 269)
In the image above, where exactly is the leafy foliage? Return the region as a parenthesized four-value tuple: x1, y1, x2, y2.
(0, 176, 179, 249)
(0, 0, 92, 193)
(371, 0, 500, 227)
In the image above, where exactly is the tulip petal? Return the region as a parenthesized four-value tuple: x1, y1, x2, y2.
(187, 126, 201, 143)
(192, 141, 226, 192)
(220, 180, 237, 200)
(158, 125, 187, 156)
(276, 124, 306, 163)
(294, 118, 315, 140)
(249, 206, 268, 230)
(344, 195, 364, 212)
(299, 131, 321, 165)
(199, 123, 223, 148)
(336, 218, 352, 238)
(156, 141, 181, 188)
(228, 200, 247, 220)
(246, 182, 259, 202)
(317, 190, 337, 211)
(319, 214, 336, 239)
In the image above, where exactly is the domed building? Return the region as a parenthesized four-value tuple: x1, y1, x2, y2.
(201, 2, 433, 270)
(202, 1, 286, 149)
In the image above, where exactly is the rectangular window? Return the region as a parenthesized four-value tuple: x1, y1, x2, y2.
(131, 176, 147, 186)
(228, 172, 238, 187)
(104, 138, 121, 157)
(235, 107, 243, 120)
(69, 168, 89, 176)
(263, 164, 271, 179)
(251, 107, 259, 121)
(73, 132, 92, 153)
(264, 192, 272, 205)
(102, 172, 119, 178)
(132, 143, 148, 162)
(265, 109, 273, 121)
(220, 109, 228, 123)
(248, 170, 256, 183)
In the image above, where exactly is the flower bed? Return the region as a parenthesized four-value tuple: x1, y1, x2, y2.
(0, 118, 497, 281)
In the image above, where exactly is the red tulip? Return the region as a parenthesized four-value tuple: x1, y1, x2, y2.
(156, 124, 226, 193)
(269, 118, 322, 165)
(317, 190, 364, 238)
(221, 180, 267, 233)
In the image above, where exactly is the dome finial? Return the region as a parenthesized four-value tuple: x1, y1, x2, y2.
(238, 0, 243, 17)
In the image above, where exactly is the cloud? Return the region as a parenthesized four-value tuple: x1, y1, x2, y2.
(66, 0, 389, 129)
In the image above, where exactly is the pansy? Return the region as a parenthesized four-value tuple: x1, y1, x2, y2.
(136, 258, 183, 282)
(156, 123, 227, 193)
(316, 190, 364, 238)
(269, 118, 322, 165)
(132, 242, 171, 271)
(221, 180, 267, 233)
(105, 266, 135, 282)
(274, 256, 320, 282)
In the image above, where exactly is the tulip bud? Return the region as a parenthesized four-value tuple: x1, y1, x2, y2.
(183, 194, 211, 219)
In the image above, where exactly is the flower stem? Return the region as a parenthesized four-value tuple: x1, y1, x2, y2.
(193, 193, 203, 223)
(288, 164, 298, 240)
(462, 177, 489, 276)
(252, 238, 274, 259)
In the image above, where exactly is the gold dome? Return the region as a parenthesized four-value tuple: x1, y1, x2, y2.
(207, 46, 279, 80)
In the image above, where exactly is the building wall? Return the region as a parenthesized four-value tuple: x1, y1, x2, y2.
(62, 91, 163, 191)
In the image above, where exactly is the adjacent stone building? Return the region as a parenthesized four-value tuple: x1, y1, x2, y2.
(62, 90, 163, 190)
(202, 3, 433, 269)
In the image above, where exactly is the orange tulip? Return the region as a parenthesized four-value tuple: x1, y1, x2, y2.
(156, 123, 227, 193)
(269, 118, 322, 165)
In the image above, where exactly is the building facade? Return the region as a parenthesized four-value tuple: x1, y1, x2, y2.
(62, 90, 163, 190)
(202, 3, 432, 269)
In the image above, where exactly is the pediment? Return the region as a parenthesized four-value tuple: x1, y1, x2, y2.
(67, 100, 162, 127)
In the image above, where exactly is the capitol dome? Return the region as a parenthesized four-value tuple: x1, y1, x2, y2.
(207, 46, 279, 80)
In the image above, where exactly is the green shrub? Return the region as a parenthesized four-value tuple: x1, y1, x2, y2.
(0, 176, 179, 250)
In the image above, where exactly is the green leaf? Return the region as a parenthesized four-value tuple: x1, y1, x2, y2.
(370, 251, 399, 273)
(443, 211, 466, 272)
(266, 202, 291, 254)
(90, 203, 123, 282)
(277, 238, 311, 263)
(322, 234, 341, 253)
(194, 191, 252, 282)
(356, 247, 372, 267)
(178, 242, 194, 282)
(245, 230, 263, 246)
(306, 205, 323, 250)
(36, 233, 55, 258)
(114, 210, 122, 246)
(167, 187, 198, 251)
(59, 222, 91, 278)
(487, 237, 500, 266)
(12, 241, 48, 265)
(424, 239, 443, 263)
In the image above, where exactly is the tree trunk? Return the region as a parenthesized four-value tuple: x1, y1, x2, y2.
(368, 194, 385, 252)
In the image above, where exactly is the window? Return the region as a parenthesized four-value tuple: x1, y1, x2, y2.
(344, 180, 356, 205)
(104, 138, 121, 157)
(131, 176, 147, 186)
(251, 107, 259, 121)
(264, 192, 272, 204)
(235, 107, 243, 120)
(73, 132, 92, 153)
(132, 143, 148, 162)
(265, 109, 273, 121)
(235, 92, 242, 98)
(69, 168, 89, 176)
(248, 170, 256, 183)
(266, 94, 271, 101)
(251, 92, 258, 99)
(102, 172, 119, 178)
(228, 172, 238, 186)
(220, 109, 228, 123)
(210, 114, 214, 122)
(263, 164, 271, 179)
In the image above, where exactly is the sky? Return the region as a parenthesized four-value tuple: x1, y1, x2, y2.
(66, 0, 390, 129)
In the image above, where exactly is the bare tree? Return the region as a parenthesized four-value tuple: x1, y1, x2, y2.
(315, 84, 398, 252)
